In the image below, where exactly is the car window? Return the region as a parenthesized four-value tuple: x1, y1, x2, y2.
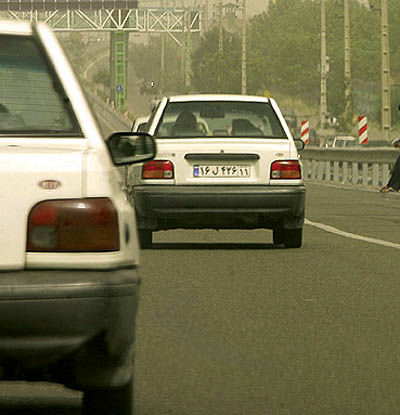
(155, 101, 288, 139)
(0, 35, 82, 136)
(137, 122, 148, 132)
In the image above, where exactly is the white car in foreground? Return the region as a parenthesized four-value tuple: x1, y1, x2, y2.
(0, 20, 156, 414)
(130, 94, 305, 248)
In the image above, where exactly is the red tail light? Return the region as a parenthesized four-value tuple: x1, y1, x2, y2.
(27, 198, 120, 252)
(271, 160, 301, 179)
(142, 160, 174, 179)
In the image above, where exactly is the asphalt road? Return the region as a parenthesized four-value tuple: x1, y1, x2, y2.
(1, 182, 400, 414)
(79, 38, 152, 119)
(133, 182, 400, 415)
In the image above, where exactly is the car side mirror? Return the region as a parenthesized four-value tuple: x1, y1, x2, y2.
(107, 132, 156, 166)
(294, 139, 305, 151)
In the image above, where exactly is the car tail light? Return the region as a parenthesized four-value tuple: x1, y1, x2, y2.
(27, 198, 120, 252)
(142, 160, 174, 179)
(271, 160, 301, 179)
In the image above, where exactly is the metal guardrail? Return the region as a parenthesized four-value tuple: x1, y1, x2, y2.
(301, 147, 399, 188)
(70, 95, 400, 191)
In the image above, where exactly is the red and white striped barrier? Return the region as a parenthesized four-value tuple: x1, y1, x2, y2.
(358, 115, 368, 145)
(301, 120, 309, 144)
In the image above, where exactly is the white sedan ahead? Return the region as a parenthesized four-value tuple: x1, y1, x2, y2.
(130, 94, 306, 248)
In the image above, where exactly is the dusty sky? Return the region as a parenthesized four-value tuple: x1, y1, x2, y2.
(141, 1, 369, 17)
(140, 1, 269, 17)
(242, 0, 268, 16)
(206, 1, 268, 17)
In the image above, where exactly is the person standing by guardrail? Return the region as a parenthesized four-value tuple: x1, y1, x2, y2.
(380, 138, 400, 192)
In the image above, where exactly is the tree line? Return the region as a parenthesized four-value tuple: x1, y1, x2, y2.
(129, 0, 400, 131)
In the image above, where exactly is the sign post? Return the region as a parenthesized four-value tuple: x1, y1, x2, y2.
(358, 115, 368, 145)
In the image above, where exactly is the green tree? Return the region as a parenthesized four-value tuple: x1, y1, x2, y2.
(129, 35, 183, 93)
(247, 0, 320, 102)
(128, 0, 400, 132)
(191, 28, 242, 93)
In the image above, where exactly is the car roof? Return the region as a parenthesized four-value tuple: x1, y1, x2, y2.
(166, 94, 270, 103)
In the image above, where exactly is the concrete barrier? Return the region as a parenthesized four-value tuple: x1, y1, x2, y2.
(84, 88, 131, 132)
(301, 147, 399, 188)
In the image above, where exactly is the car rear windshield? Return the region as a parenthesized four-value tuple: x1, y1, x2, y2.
(155, 101, 288, 139)
(0, 35, 82, 136)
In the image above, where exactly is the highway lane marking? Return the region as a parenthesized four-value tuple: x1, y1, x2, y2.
(305, 219, 400, 250)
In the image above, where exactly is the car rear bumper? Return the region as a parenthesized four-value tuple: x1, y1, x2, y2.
(0, 268, 140, 388)
(134, 185, 306, 230)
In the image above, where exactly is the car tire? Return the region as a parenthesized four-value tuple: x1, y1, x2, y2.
(82, 379, 134, 415)
(138, 229, 152, 249)
(273, 225, 284, 245)
(283, 228, 302, 248)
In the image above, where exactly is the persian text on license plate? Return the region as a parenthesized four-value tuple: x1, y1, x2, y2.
(193, 165, 250, 178)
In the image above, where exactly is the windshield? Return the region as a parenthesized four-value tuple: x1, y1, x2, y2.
(155, 101, 288, 139)
(0, 35, 82, 136)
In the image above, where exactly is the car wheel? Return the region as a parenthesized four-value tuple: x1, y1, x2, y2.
(283, 228, 302, 248)
(138, 229, 152, 249)
(273, 225, 284, 245)
(82, 380, 134, 415)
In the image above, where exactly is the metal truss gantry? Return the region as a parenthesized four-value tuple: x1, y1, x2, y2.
(1, 7, 201, 37)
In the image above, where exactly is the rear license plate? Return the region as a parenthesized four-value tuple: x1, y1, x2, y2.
(193, 165, 250, 178)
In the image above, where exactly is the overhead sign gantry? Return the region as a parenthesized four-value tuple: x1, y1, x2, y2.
(0, 1, 201, 36)
(0, 1, 138, 11)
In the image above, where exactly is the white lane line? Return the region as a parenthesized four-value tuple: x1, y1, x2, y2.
(83, 51, 108, 80)
(305, 219, 400, 250)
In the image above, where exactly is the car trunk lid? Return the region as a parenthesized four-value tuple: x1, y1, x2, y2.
(154, 138, 291, 185)
(0, 139, 87, 270)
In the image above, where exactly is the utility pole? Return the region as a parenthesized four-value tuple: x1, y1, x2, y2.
(218, 0, 223, 54)
(344, 0, 352, 129)
(204, 0, 209, 32)
(181, 1, 185, 86)
(218, 0, 223, 92)
(381, 0, 391, 141)
(185, 7, 191, 88)
(320, 0, 328, 129)
(160, 0, 165, 95)
(241, 0, 247, 94)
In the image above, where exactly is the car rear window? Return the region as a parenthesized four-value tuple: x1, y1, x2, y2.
(0, 35, 82, 136)
(155, 101, 288, 139)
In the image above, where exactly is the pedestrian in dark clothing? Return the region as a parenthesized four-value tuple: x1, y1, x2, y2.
(380, 138, 400, 192)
